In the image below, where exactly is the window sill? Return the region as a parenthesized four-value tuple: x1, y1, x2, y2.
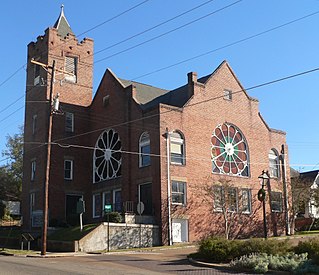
(139, 164, 151, 168)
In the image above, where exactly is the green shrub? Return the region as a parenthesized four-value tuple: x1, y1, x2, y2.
(105, 212, 122, 223)
(198, 237, 291, 263)
(294, 237, 319, 265)
(198, 237, 239, 262)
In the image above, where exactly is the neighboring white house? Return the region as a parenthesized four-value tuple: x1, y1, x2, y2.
(300, 170, 319, 219)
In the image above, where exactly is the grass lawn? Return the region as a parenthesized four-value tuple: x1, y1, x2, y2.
(295, 230, 319, 236)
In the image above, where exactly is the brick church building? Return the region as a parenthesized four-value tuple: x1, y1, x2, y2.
(22, 7, 291, 244)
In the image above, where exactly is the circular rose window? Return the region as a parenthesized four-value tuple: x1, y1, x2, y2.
(211, 123, 249, 177)
(93, 129, 122, 182)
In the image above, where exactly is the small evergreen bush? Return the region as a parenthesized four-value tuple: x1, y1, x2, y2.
(104, 212, 122, 223)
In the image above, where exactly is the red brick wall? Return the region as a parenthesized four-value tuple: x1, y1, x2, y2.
(158, 62, 290, 243)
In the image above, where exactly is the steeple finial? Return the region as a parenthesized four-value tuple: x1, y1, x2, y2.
(53, 4, 73, 38)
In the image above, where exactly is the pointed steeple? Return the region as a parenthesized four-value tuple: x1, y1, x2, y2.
(53, 4, 73, 37)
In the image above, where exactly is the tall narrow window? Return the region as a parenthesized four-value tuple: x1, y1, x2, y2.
(103, 192, 112, 212)
(113, 189, 122, 212)
(270, 191, 282, 212)
(65, 56, 77, 83)
(172, 181, 186, 205)
(241, 189, 252, 214)
(227, 188, 238, 212)
(31, 160, 36, 181)
(65, 112, 74, 133)
(64, 159, 73, 180)
(213, 185, 223, 212)
(32, 114, 37, 135)
(34, 64, 40, 85)
(170, 131, 185, 165)
(30, 193, 35, 213)
(269, 149, 280, 178)
(139, 132, 151, 167)
(93, 193, 101, 218)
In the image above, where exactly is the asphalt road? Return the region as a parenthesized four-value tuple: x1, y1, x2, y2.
(0, 246, 256, 275)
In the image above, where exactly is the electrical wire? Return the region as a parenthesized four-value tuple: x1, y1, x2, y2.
(0, 0, 151, 91)
(49, 65, 319, 144)
(131, 10, 319, 80)
(94, 0, 216, 56)
(95, 0, 243, 63)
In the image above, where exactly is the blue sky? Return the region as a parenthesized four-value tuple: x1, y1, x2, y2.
(0, 0, 318, 172)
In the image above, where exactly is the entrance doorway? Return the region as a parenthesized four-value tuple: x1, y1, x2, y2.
(66, 195, 82, 226)
(172, 219, 188, 243)
(139, 183, 152, 215)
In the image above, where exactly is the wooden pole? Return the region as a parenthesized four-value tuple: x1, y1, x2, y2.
(41, 60, 55, 256)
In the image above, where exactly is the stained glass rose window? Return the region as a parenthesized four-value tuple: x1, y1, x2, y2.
(93, 129, 122, 183)
(211, 123, 249, 177)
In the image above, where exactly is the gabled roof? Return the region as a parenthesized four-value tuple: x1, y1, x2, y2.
(53, 5, 73, 38)
(119, 79, 169, 106)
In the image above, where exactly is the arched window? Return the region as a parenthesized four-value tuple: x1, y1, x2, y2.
(211, 123, 249, 177)
(93, 129, 122, 183)
(269, 149, 280, 178)
(139, 132, 151, 167)
(170, 131, 185, 165)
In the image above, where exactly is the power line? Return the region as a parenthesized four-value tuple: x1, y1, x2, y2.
(0, 0, 150, 91)
(95, 0, 243, 63)
(21, 141, 319, 169)
(132, 10, 319, 80)
(94, 0, 216, 56)
(48, 65, 319, 144)
(77, 0, 151, 37)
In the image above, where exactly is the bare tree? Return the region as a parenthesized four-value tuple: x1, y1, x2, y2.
(197, 177, 256, 240)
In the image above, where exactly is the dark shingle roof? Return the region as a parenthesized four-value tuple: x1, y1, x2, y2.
(120, 78, 192, 111)
(300, 170, 319, 181)
(53, 5, 73, 38)
(119, 79, 169, 105)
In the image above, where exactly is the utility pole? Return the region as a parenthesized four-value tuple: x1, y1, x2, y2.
(31, 59, 67, 256)
(43, 60, 55, 256)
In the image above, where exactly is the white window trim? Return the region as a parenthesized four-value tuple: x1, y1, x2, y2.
(171, 181, 187, 205)
(64, 159, 73, 180)
(223, 89, 232, 100)
(227, 188, 238, 213)
(65, 112, 74, 133)
(170, 132, 185, 165)
(92, 193, 101, 218)
(241, 189, 252, 214)
(65, 56, 77, 83)
(270, 191, 283, 213)
(139, 132, 151, 167)
(213, 186, 223, 212)
(269, 149, 280, 178)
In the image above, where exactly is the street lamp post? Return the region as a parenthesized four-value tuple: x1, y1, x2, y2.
(258, 170, 269, 239)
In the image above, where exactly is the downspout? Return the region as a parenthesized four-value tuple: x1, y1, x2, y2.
(166, 128, 172, 246)
(280, 144, 290, 235)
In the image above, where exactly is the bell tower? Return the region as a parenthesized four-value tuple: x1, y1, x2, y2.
(22, 6, 94, 229)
